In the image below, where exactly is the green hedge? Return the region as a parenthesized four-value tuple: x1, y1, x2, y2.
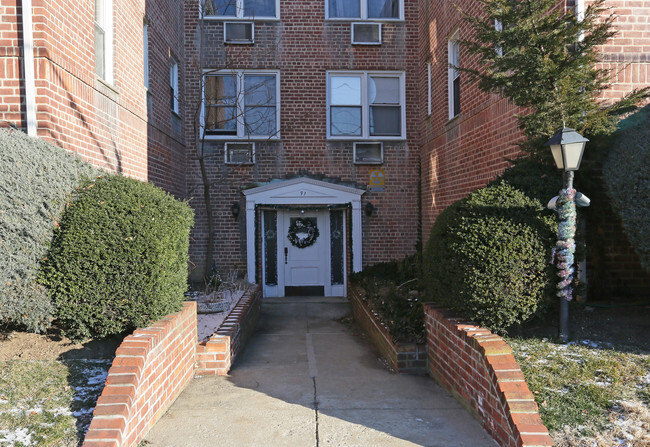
(0, 129, 97, 332)
(603, 105, 650, 272)
(40, 175, 194, 341)
(423, 181, 557, 333)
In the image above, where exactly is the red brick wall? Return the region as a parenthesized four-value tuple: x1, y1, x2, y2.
(349, 285, 427, 374)
(418, 0, 525, 238)
(419, 0, 650, 298)
(0, 0, 186, 196)
(184, 0, 421, 279)
(83, 301, 197, 447)
(424, 304, 553, 447)
(196, 285, 263, 376)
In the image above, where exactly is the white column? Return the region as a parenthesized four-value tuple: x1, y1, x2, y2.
(245, 200, 256, 284)
(351, 199, 363, 273)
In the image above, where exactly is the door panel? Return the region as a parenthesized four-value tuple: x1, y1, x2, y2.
(283, 212, 325, 289)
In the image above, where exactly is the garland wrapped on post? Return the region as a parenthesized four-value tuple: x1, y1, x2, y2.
(555, 187, 577, 301)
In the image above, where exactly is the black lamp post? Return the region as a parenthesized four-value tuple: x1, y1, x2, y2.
(546, 127, 589, 343)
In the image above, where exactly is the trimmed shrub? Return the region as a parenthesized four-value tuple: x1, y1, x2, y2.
(422, 181, 556, 333)
(603, 105, 650, 272)
(40, 175, 194, 341)
(0, 129, 97, 332)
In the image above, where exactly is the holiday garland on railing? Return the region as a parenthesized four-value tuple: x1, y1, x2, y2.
(287, 218, 320, 248)
(555, 187, 577, 301)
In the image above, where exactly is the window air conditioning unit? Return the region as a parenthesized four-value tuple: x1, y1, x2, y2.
(225, 142, 255, 164)
(224, 22, 254, 44)
(351, 23, 381, 45)
(354, 142, 383, 164)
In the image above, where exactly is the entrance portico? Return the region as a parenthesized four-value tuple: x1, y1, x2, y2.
(243, 177, 365, 297)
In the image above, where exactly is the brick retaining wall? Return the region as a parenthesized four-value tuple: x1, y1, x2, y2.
(349, 285, 427, 375)
(196, 285, 263, 376)
(82, 301, 197, 447)
(424, 304, 552, 447)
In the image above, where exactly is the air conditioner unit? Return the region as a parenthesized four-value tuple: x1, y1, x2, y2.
(224, 22, 254, 44)
(225, 142, 255, 164)
(353, 142, 383, 164)
(351, 23, 381, 45)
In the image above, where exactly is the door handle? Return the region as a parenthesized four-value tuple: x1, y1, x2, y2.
(284, 247, 288, 264)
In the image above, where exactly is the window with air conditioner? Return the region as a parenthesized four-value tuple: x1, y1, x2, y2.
(351, 23, 381, 45)
(225, 142, 255, 164)
(327, 71, 405, 140)
(224, 22, 254, 43)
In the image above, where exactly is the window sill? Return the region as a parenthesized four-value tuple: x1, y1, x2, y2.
(202, 16, 281, 22)
(325, 18, 404, 23)
(327, 137, 405, 142)
(95, 77, 119, 95)
(203, 135, 281, 141)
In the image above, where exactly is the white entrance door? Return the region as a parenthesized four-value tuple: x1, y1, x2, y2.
(282, 210, 327, 296)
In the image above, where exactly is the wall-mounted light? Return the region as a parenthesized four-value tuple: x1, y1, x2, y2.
(365, 202, 375, 217)
(230, 202, 241, 220)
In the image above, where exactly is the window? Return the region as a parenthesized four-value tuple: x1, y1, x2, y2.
(327, 0, 402, 20)
(203, 70, 279, 139)
(94, 0, 113, 83)
(143, 22, 149, 89)
(327, 71, 405, 139)
(448, 33, 460, 120)
(203, 0, 279, 19)
(170, 58, 179, 114)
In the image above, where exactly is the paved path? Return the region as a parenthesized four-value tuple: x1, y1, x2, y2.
(144, 297, 497, 447)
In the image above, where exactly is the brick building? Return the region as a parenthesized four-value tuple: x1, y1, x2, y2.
(419, 0, 650, 298)
(2, 0, 647, 298)
(183, 0, 421, 296)
(0, 0, 186, 196)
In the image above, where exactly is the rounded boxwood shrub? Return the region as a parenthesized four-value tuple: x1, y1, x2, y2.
(422, 181, 556, 333)
(40, 175, 194, 341)
(0, 128, 97, 332)
(603, 105, 650, 272)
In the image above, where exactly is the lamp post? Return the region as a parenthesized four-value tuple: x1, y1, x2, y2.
(546, 128, 589, 343)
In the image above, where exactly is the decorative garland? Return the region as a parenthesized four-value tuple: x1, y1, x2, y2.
(554, 187, 577, 301)
(287, 218, 320, 248)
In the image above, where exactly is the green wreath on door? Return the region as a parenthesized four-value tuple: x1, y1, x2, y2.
(287, 218, 320, 249)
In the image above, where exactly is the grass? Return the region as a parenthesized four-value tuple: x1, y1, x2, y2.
(507, 337, 650, 444)
(0, 359, 110, 446)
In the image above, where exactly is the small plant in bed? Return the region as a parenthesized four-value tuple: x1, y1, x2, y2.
(350, 256, 425, 344)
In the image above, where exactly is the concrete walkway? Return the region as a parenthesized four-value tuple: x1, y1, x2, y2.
(144, 297, 497, 447)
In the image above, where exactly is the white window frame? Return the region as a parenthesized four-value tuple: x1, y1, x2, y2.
(201, 0, 280, 20)
(326, 71, 406, 141)
(143, 21, 149, 90)
(448, 31, 460, 120)
(494, 19, 503, 56)
(225, 142, 255, 164)
(94, 0, 114, 84)
(201, 69, 281, 140)
(170, 58, 179, 114)
(325, 0, 404, 21)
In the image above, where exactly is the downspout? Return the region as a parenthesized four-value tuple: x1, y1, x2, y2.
(21, 0, 37, 137)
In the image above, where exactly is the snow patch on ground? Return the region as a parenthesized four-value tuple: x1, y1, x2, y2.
(0, 428, 33, 446)
(187, 288, 248, 341)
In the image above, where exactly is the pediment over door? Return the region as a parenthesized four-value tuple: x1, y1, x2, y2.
(243, 177, 365, 205)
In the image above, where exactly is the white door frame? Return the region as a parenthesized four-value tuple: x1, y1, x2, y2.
(243, 177, 365, 296)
